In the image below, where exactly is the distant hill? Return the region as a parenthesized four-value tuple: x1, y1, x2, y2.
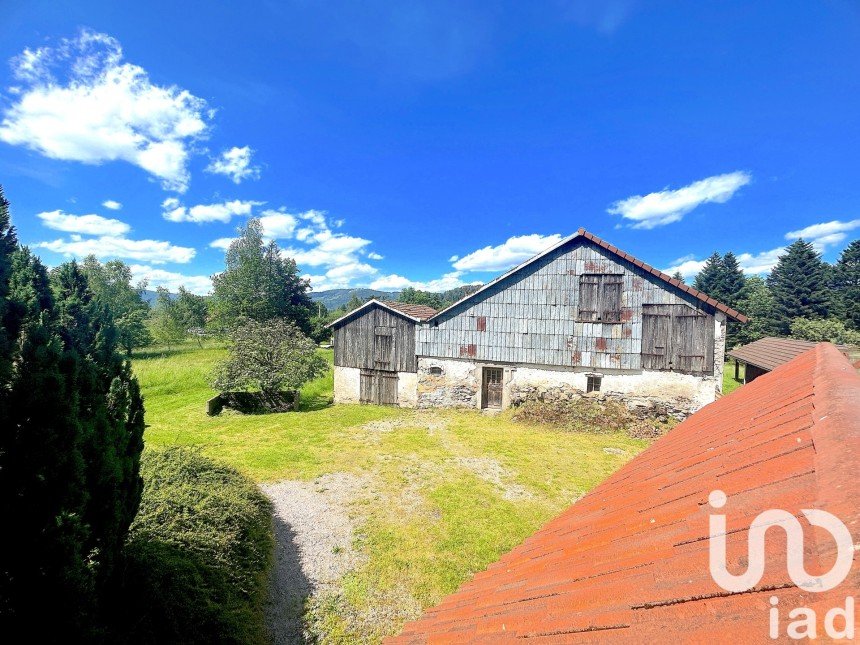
(310, 288, 399, 309)
(140, 289, 178, 306)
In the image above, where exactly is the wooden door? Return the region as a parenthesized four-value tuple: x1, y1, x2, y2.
(671, 307, 713, 376)
(482, 367, 504, 409)
(641, 305, 671, 370)
(359, 369, 398, 405)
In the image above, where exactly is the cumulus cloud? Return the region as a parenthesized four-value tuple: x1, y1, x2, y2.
(209, 237, 235, 251)
(37, 209, 130, 236)
(258, 209, 297, 239)
(162, 197, 263, 223)
(608, 171, 751, 229)
(367, 252, 384, 260)
(785, 219, 860, 251)
(663, 248, 787, 279)
(38, 234, 195, 264)
(0, 29, 211, 192)
(451, 233, 563, 272)
(205, 146, 260, 183)
(130, 264, 211, 295)
(101, 199, 122, 210)
(368, 270, 477, 292)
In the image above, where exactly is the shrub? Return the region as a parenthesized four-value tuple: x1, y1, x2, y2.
(512, 398, 677, 439)
(790, 316, 860, 345)
(110, 448, 273, 644)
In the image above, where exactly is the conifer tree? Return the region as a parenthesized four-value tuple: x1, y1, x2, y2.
(767, 239, 831, 334)
(832, 239, 860, 329)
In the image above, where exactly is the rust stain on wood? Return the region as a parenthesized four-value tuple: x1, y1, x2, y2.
(476, 316, 487, 332)
(572, 350, 582, 364)
(596, 337, 608, 351)
(620, 308, 633, 322)
(459, 344, 477, 358)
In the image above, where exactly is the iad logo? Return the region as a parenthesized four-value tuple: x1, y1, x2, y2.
(707, 490, 856, 640)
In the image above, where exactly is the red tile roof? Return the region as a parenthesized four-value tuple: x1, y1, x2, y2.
(728, 336, 852, 373)
(429, 229, 749, 323)
(389, 343, 860, 643)
(380, 300, 438, 321)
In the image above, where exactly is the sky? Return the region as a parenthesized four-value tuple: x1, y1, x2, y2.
(1, 1, 859, 295)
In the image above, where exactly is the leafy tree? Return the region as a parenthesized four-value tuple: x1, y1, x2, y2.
(309, 301, 331, 344)
(82, 257, 152, 355)
(398, 287, 444, 310)
(174, 286, 208, 346)
(213, 318, 328, 402)
(733, 276, 777, 346)
(211, 219, 314, 333)
(149, 287, 186, 350)
(790, 317, 860, 345)
(767, 239, 831, 334)
(832, 240, 860, 329)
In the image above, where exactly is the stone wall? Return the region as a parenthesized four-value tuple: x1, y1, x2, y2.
(416, 358, 480, 408)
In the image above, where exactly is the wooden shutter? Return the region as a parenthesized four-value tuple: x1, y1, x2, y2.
(374, 327, 393, 369)
(671, 307, 713, 376)
(600, 276, 623, 322)
(642, 304, 671, 370)
(578, 275, 600, 321)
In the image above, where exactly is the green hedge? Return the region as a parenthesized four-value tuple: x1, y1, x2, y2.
(110, 448, 273, 644)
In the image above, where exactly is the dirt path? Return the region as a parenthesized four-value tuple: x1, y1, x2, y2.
(262, 473, 369, 644)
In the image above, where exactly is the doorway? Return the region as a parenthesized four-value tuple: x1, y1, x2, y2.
(482, 367, 504, 409)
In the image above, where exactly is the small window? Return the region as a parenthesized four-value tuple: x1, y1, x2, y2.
(374, 333, 392, 368)
(586, 374, 602, 393)
(429, 366, 443, 376)
(578, 275, 623, 322)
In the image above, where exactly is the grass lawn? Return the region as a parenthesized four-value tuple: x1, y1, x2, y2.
(723, 360, 745, 395)
(133, 341, 648, 642)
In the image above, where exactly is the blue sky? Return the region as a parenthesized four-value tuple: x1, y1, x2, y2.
(1, 1, 859, 295)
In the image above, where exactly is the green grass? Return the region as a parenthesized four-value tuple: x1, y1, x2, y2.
(133, 341, 648, 642)
(723, 360, 745, 395)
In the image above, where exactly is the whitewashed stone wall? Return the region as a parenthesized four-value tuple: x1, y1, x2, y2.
(333, 365, 361, 404)
(397, 372, 418, 407)
(417, 358, 481, 408)
(713, 312, 727, 393)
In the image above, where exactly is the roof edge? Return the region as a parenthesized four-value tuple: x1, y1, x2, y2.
(325, 298, 422, 329)
(427, 229, 749, 323)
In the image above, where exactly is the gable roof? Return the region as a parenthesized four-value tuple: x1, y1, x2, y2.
(326, 298, 437, 328)
(728, 336, 852, 372)
(390, 343, 859, 643)
(429, 228, 749, 323)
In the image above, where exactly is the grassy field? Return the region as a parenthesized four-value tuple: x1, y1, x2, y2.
(133, 341, 648, 642)
(723, 359, 745, 395)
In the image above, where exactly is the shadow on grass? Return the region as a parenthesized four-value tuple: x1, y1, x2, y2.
(298, 394, 334, 412)
(132, 346, 192, 361)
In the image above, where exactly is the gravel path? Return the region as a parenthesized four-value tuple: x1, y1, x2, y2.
(262, 473, 369, 644)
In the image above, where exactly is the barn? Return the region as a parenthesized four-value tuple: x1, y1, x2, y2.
(329, 300, 437, 406)
(415, 229, 748, 415)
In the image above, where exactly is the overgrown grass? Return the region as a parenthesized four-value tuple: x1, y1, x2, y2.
(723, 360, 745, 395)
(132, 341, 648, 642)
(112, 448, 273, 644)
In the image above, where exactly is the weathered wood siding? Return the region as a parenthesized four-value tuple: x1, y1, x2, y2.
(417, 239, 717, 375)
(334, 304, 417, 372)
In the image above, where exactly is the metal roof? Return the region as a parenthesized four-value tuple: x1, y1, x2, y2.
(389, 343, 860, 643)
(428, 229, 749, 323)
(727, 336, 852, 372)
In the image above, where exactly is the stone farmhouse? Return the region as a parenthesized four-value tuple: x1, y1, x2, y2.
(331, 229, 748, 415)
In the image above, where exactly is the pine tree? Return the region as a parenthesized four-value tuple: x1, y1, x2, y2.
(832, 240, 860, 329)
(693, 253, 723, 297)
(671, 271, 685, 284)
(767, 239, 831, 334)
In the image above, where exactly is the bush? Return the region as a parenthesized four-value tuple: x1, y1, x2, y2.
(110, 448, 273, 644)
(790, 317, 860, 345)
(512, 398, 677, 439)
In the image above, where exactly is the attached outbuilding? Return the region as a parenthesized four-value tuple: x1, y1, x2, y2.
(727, 336, 853, 383)
(329, 300, 436, 406)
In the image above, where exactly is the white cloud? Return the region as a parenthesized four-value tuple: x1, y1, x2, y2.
(210, 237, 235, 251)
(282, 211, 372, 269)
(101, 199, 122, 210)
(130, 264, 211, 295)
(785, 219, 860, 251)
(451, 233, 563, 272)
(37, 209, 130, 236)
(368, 270, 476, 292)
(38, 235, 195, 264)
(608, 171, 751, 229)
(662, 247, 786, 279)
(259, 209, 297, 239)
(367, 252, 384, 260)
(0, 30, 211, 192)
(162, 197, 263, 223)
(205, 146, 260, 183)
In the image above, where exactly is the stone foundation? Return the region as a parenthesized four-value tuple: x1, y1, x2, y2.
(417, 358, 479, 408)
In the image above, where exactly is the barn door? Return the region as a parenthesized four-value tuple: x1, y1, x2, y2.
(482, 367, 504, 409)
(359, 369, 398, 405)
(671, 307, 713, 376)
(641, 305, 671, 370)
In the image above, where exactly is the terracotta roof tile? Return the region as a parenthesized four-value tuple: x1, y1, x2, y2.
(380, 301, 437, 321)
(388, 344, 860, 643)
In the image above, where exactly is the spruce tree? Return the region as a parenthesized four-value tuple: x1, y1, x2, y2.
(693, 253, 723, 297)
(832, 240, 860, 329)
(767, 239, 831, 334)
(671, 271, 685, 284)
